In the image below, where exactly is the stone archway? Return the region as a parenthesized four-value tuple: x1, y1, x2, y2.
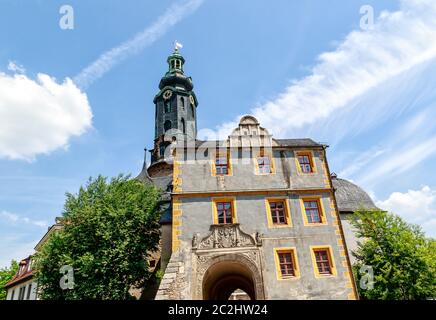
(196, 252, 265, 300)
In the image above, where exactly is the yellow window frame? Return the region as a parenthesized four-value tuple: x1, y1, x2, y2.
(211, 149, 232, 177)
(274, 247, 300, 280)
(211, 197, 237, 225)
(265, 198, 292, 228)
(310, 245, 337, 278)
(254, 149, 276, 175)
(300, 196, 328, 226)
(295, 150, 317, 175)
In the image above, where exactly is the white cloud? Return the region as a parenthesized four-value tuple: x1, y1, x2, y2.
(0, 210, 48, 228)
(212, 0, 436, 138)
(7, 61, 25, 74)
(0, 71, 92, 161)
(376, 186, 436, 237)
(73, 0, 204, 89)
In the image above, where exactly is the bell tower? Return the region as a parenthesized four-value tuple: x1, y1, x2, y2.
(151, 45, 198, 163)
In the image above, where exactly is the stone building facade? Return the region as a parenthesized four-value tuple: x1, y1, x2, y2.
(138, 48, 376, 300)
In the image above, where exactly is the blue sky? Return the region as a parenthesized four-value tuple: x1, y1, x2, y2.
(1, 0, 436, 267)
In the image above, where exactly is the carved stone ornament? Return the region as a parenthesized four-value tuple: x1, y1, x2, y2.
(194, 224, 261, 250)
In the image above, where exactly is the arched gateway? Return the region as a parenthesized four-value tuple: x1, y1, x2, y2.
(191, 224, 265, 300)
(201, 254, 264, 300)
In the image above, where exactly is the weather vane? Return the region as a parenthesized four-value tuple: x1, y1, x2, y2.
(174, 40, 183, 51)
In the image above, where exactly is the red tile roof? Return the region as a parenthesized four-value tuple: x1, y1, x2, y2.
(4, 256, 35, 288)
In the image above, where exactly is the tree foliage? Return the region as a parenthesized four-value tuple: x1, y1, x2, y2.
(34, 174, 161, 300)
(351, 209, 436, 300)
(0, 260, 19, 300)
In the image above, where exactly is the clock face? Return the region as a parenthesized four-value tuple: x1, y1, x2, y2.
(189, 95, 195, 105)
(163, 90, 172, 100)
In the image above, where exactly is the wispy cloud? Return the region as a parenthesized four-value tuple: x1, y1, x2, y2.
(211, 0, 436, 138)
(358, 135, 436, 186)
(73, 0, 204, 89)
(0, 210, 48, 228)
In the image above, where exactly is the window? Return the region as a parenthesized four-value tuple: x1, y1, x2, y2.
(190, 104, 194, 117)
(18, 286, 25, 300)
(180, 97, 185, 110)
(311, 246, 336, 277)
(269, 201, 287, 225)
(255, 150, 274, 175)
(257, 155, 272, 174)
(181, 118, 186, 134)
(274, 248, 299, 280)
(164, 101, 171, 113)
(216, 202, 233, 224)
(26, 283, 32, 300)
(11, 289, 15, 300)
(298, 154, 313, 173)
(315, 250, 331, 274)
(164, 120, 172, 132)
(215, 153, 229, 175)
(296, 151, 316, 174)
(303, 200, 323, 224)
(278, 252, 296, 277)
(212, 198, 236, 225)
(266, 199, 292, 228)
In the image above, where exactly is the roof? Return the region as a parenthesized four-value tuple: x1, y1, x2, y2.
(273, 138, 324, 148)
(332, 176, 378, 212)
(4, 256, 34, 289)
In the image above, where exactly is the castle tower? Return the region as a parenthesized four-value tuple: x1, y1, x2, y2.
(151, 46, 198, 164)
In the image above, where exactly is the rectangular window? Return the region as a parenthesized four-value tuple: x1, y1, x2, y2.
(26, 283, 32, 300)
(298, 154, 313, 173)
(313, 249, 333, 275)
(216, 202, 233, 224)
(215, 154, 229, 175)
(278, 252, 295, 277)
(269, 201, 287, 225)
(304, 200, 322, 223)
(11, 289, 15, 300)
(257, 155, 271, 174)
(274, 248, 299, 280)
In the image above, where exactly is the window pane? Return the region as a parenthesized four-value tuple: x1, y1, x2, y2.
(278, 252, 295, 277)
(315, 250, 332, 274)
(304, 201, 322, 223)
(298, 155, 312, 173)
(270, 201, 287, 225)
(217, 202, 232, 224)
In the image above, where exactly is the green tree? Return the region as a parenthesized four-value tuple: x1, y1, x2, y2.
(351, 209, 436, 300)
(0, 260, 19, 300)
(34, 174, 161, 300)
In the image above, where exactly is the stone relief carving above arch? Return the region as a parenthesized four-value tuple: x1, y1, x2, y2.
(192, 224, 262, 251)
